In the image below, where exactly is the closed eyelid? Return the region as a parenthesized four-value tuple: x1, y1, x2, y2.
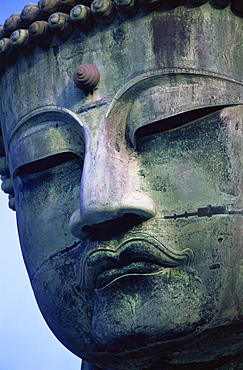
(14, 152, 82, 177)
(8, 123, 85, 177)
(134, 105, 231, 143)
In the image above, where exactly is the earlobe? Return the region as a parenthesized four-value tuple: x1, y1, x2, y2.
(81, 360, 104, 369)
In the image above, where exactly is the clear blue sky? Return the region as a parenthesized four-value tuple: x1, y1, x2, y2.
(0, 1, 81, 369)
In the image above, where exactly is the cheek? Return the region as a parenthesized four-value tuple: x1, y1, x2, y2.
(13, 160, 82, 278)
(30, 247, 95, 359)
(136, 115, 243, 212)
(139, 160, 224, 211)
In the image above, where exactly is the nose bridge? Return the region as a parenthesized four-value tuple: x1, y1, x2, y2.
(81, 127, 130, 215)
(69, 117, 157, 239)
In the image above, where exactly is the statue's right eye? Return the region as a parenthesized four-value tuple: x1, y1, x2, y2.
(15, 152, 82, 176)
(8, 121, 85, 178)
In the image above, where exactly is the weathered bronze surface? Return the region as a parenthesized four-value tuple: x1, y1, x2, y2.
(0, 1, 243, 369)
(0, 0, 243, 73)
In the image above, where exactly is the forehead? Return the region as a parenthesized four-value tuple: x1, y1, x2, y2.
(1, 3, 243, 145)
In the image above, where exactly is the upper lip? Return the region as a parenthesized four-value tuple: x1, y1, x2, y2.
(78, 233, 193, 291)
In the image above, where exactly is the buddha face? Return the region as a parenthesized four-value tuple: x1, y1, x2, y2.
(5, 101, 243, 367)
(1, 4, 243, 368)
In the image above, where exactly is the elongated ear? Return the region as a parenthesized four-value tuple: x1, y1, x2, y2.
(0, 125, 15, 210)
(0, 126, 5, 157)
(81, 360, 104, 369)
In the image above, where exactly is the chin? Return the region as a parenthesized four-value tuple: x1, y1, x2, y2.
(90, 271, 214, 350)
(31, 251, 215, 362)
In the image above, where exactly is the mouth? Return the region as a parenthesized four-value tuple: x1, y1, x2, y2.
(78, 234, 194, 292)
(95, 262, 170, 290)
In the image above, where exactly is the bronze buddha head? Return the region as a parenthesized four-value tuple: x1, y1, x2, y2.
(1, 1, 243, 368)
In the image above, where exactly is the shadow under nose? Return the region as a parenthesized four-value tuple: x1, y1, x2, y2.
(82, 213, 147, 241)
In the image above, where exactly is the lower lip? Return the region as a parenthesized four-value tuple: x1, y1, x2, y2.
(96, 262, 167, 290)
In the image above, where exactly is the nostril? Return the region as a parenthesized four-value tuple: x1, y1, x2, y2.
(81, 213, 146, 240)
(69, 192, 156, 239)
(123, 212, 146, 222)
(123, 212, 136, 218)
(82, 225, 92, 234)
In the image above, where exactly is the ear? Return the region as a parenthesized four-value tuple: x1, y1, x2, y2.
(0, 127, 15, 210)
(81, 360, 105, 369)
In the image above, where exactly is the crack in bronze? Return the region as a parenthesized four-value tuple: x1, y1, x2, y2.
(30, 240, 81, 281)
(164, 205, 243, 220)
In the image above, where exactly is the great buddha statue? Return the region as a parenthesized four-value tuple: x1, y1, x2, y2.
(0, 0, 243, 368)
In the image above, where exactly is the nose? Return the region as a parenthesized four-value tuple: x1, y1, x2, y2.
(69, 190, 156, 239)
(69, 135, 156, 239)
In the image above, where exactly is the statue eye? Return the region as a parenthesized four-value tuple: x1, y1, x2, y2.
(135, 105, 230, 143)
(9, 120, 85, 178)
(15, 152, 82, 176)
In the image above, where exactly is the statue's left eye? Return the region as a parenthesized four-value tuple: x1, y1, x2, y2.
(135, 105, 230, 143)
